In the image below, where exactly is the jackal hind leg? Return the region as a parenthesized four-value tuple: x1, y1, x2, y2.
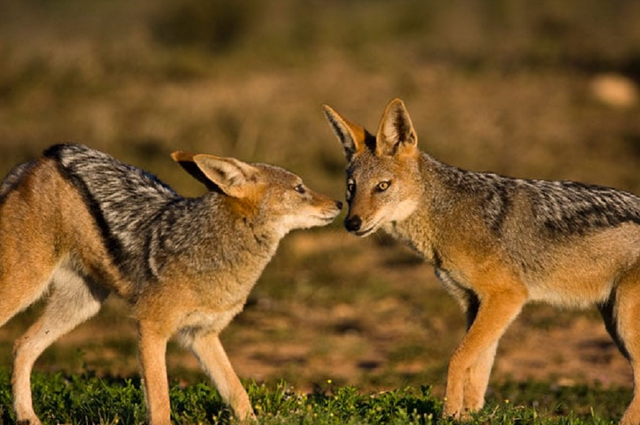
(0, 264, 53, 425)
(607, 273, 640, 425)
(0, 264, 54, 330)
(12, 267, 108, 425)
(186, 331, 255, 422)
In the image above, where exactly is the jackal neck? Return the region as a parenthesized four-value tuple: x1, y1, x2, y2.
(149, 194, 280, 278)
(145, 193, 281, 310)
(380, 153, 448, 263)
(384, 153, 501, 266)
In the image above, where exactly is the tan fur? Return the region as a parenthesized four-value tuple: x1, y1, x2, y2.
(0, 146, 342, 425)
(324, 98, 640, 424)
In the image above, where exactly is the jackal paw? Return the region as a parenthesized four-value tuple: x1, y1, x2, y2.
(443, 400, 475, 422)
(17, 419, 42, 425)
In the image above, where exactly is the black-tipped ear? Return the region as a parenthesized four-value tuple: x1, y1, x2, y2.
(171, 151, 221, 191)
(172, 151, 257, 197)
(375, 98, 418, 157)
(323, 105, 372, 161)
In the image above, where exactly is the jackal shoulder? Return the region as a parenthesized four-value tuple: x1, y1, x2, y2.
(41, 144, 186, 283)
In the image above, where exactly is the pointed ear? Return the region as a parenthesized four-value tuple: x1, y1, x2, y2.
(323, 104, 371, 161)
(171, 151, 220, 191)
(375, 98, 418, 157)
(171, 151, 257, 197)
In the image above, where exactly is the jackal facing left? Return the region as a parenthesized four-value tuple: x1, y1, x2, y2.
(0, 143, 342, 425)
(324, 98, 640, 425)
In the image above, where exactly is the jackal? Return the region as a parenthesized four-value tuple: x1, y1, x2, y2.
(324, 98, 640, 424)
(0, 143, 342, 425)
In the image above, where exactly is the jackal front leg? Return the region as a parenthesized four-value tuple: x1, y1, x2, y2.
(462, 341, 498, 412)
(444, 285, 526, 419)
(138, 324, 171, 425)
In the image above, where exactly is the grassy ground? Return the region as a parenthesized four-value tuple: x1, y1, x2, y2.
(2, 0, 640, 423)
(0, 371, 632, 424)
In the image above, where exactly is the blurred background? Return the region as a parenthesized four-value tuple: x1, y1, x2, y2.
(1, 0, 640, 398)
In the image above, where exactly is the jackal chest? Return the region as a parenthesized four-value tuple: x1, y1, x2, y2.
(137, 269, 258, 336)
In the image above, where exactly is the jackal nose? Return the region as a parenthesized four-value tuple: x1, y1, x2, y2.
(336, 200, 343, 210)
(344, 215, 361, 232)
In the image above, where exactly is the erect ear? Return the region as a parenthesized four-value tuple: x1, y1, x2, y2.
(323, 104, 372, 161)
(375, 98, 418, 157)
(171, 151, 219, 191)
(171, 151, 257, 198)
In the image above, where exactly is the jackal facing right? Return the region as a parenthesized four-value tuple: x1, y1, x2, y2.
(324, 98, 640, 424)
(0, 144, 342, 425)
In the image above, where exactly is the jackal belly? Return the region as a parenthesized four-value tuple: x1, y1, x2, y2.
(526, 270, 618, 308)
(524, 224, 640, 308)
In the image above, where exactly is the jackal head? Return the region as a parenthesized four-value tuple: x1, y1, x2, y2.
(324, 98, 423, 237)
(172, 151, 342, 237)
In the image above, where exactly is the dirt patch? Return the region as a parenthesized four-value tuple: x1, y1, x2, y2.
(496, 313, 631, 388)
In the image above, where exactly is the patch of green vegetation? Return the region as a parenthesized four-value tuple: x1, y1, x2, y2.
(488, 380, 631, 423)
(0, 370, 630, 424)
(0, 371, 147, 425)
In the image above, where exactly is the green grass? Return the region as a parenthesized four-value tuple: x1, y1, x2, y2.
(0, 370, 630, 425)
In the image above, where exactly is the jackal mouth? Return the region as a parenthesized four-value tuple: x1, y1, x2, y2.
(317, 214, 338, 223)
(314, 209, 341, 223)
(353, 228, 375, 237)
(352, 220, 381, 237)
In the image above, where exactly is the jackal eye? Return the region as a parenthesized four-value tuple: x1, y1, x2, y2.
(346, 181, 355, 200)
(294, 184, 306, 194)
(376, 181, 391, 191)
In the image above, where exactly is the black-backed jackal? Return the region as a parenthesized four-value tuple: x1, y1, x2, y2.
(0, 144, 342, 424)
(324, 98, 640, 424)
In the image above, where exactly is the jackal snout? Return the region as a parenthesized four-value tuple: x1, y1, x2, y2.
(344, 215, 362, 233)
(282, 190, 342, 231)
(318, 197, 343, 221)
(251, 164, 342, 233)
